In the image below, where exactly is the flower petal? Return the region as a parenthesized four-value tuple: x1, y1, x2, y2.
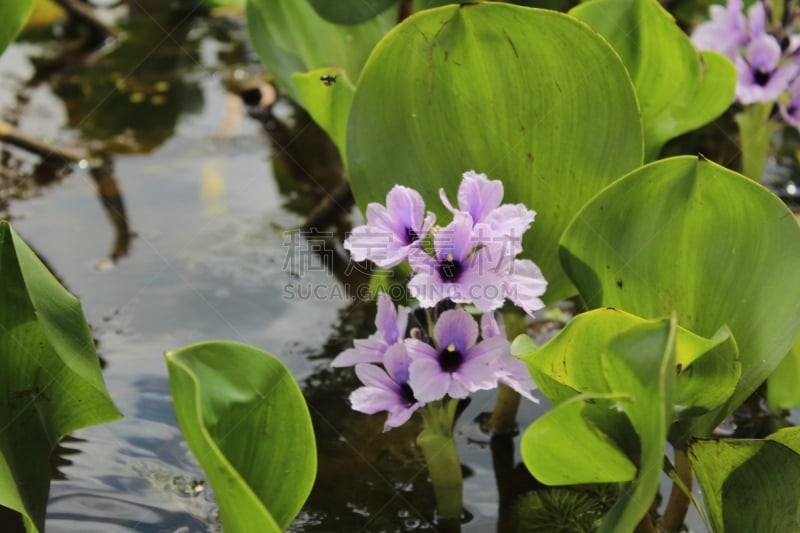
(434, 309, 479, 352)
(480, 313, 502, 339)
(350, 386, 402, 415)
(384, 343, 412, 384)
(386, 185, 426, 237)
(355, 363, 398, 391)
(331, 340, 385, 367)
(405, 338, 439, 361)
(505, 259, 547, 316)
(457, 170, 504, 223)
(495, 355, 538, 402)
(409, 358, 451, 402)
(383, 402, 423, 430)
(375, 292, 401, 344)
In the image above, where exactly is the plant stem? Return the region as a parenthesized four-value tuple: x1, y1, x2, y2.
(660, 448, 693, 532)
(488, 311, 527, 433)
(398, 0, 414, 23)
(417, 400, 463, 519)
(734, 102, 777, 182)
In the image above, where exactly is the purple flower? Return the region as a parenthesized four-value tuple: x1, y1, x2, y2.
(780, 77, 800, 127)
(408, 213, 505, 312)
(480, 313, 538, 402)
(350, 343, 423, 430)
(345, 185, 435, 268)
(440, 170, 535, 255)
(406, 309, 505, 402)
(691, 0, 748, 59)
(331, 292, 409, 367)
(735, 33, 799, 103)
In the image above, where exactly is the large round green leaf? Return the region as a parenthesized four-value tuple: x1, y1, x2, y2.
(0, 0, 34, 56)
(347, 3, 643, 303)
(166, 341, 316, 532)
(570, 0, 736, 160)
(0, 221, 122, 533)
(560, 156, 800, 435)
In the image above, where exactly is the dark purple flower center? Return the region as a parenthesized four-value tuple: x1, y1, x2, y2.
(438, 253, 463, 282)
(438, 343, 464, 372)
(399, 382, 416, 406)
(405, 226, 420, 245)
(754, 67, 771, 87)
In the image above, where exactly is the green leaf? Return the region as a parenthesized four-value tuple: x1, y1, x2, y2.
(0, 221, 122, 532)
(767, 332, 800, 410)
(560, 156, 800, 435)
(597, 317, 676, 532)
(521, 313, 679, 530)
(689, 427, 800, 532)
(165, 341, 316, 532)
(245, 0, 394, 103)
(307, 0, 397, 25)
(292, 68, 355, 160)
(523, 308, 739, 422)
(521, 394, 638, 485)
(0, 0, 34, 55)
(671, 325, 740, 424)
(570, 0, 736, 160)
(347, 3, 643, 303)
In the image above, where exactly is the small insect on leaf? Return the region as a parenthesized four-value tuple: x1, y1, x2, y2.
(320, 74, 337, 86)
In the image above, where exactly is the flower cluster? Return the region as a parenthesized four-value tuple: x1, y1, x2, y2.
(334, 171, 545, 430)
(692, 0, 800, 124)
(332, 293, 536, 430)
(345, 170, 547, 315)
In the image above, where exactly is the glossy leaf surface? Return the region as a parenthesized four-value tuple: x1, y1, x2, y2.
(571, 0, 736, 159)
(0, 221, 122, 532)
(560, 156, 800, 435)
(166, 341, 316, 532)
(347, 3, 643, 303)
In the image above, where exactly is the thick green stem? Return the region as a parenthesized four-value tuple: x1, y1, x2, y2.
(734, 103, 778, 182)
(488, 311, 528, 433)
(417, 400, 463, 519)
(661, 448, 693, 532)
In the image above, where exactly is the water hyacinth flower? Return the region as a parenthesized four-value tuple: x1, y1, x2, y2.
(406, 309, 507, 402)
(331, 292, 409, 367)
(349, 343, 423, 430)
(440, 170, 535, 255)
(345, 185, 435, 268)
(735, 33, 799, 104)
(408, 213, 506, 312)
(780, 77, 800, 127)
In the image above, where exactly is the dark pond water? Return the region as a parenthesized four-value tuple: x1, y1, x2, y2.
(1, 3, 796, 532)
